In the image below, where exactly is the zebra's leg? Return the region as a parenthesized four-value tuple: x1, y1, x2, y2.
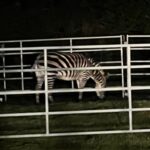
(76, 79, 88, 100)
(47, 77, 55, 102)
(35, 76, 44, 104)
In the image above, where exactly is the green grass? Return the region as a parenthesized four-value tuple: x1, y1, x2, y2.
(0, 100, 129, 135)
(1, 98, 150, 149)
(0, 133, 150, 150)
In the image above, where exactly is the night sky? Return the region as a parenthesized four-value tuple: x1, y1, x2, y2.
(0, 0, 150, 40)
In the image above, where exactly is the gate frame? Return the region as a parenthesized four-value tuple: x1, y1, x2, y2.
(0, 35, 150, 139)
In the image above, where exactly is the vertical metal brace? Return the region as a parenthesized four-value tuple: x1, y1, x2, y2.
(120, 35, 125, 98)
(70, 38, 73, 53)
(1, 44, 7, 102)
(124, 34, 129, 97)
(20, 41, 24, 90)
(126, 34, 129, 44)
(44, 48, 50, 135)
(70, 38, 75, 89)
(127, 44, 133, 131)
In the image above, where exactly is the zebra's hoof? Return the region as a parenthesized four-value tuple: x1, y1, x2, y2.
(98, 95, 105, 100)
(48, 96, 54, 103)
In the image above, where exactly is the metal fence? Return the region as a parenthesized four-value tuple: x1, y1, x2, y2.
(0, 35, 150, 138)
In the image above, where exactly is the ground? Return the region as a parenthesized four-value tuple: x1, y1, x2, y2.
(0, 133, 150, 150)
(0, 95, 150, 149)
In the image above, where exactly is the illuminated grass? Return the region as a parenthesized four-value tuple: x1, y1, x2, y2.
(0, 97, 150, 150)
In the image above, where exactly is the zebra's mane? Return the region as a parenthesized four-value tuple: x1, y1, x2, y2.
(88, 58, 106, 76)
(88, 58, 101, 67)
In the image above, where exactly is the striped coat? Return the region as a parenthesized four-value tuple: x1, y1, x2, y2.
(32, 52, 107, 103)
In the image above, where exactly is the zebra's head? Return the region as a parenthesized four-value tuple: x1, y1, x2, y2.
(95, 74, 107, 99)
(94, 69, 108, 99)
(88, 58, 108, 99)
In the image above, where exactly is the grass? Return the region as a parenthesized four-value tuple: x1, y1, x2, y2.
(0, 133, 150, 150)
(0, 93, 150, 149)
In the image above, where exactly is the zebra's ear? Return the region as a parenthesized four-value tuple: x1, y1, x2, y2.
(88, 58, 95, 64)
(97, 62, 101, 66)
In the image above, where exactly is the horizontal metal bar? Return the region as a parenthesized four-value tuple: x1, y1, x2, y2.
(0, 87, 127, 95)
(131, 60, 150, 63)
(0, 44, 123, 51)
(0, 112, 46, 117)
(70, 35, 122, 40)
(49, 129, 150, 137)
(0, 77, 33, 81)
(0, 86, 150, 96)
(0, 43, 150, 52)
(1, 52, 40, 56)
(128, 35, 150, 38)
(47, 87, 128, 93)
(49, 108, 150, 115)
(132, 108, 150, 112)
(0, 109, 129, 118)
(0, 90, 45, 95)
(0, 73, 123, 81)
(0, 65, 31, 69)
(0, 64, 149, 73)
(0, 66, 128, 74)
(0, 48, 121, 56)
(0, 67, 149, 73)
(49, 109, 129, 115)
(100, 61, 121, 64)
(1, 107, 150, 118)
(131, 86, 150, 90)
(69, 48, 121, 52)
(1, 129, 150, 139)
(131, 65, 150, 69)
(49, 107, 150, 116)
(131, 48, 150, 50)
(129, 43, 150, 47)
(131, 73, 150, 75)
(0, 35, 122, 43)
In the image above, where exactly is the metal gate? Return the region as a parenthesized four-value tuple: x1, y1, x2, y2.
(0, 35, 150, 138)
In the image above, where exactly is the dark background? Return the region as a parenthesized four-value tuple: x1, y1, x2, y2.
(0, 0, 150, 40)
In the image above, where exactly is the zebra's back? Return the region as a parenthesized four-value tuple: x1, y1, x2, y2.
(34, 52, 91, 80)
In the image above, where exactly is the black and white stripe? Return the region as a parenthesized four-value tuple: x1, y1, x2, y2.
(32, 52, 107, 103)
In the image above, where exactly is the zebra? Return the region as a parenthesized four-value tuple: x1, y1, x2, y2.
(32, 52, 108, 103)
